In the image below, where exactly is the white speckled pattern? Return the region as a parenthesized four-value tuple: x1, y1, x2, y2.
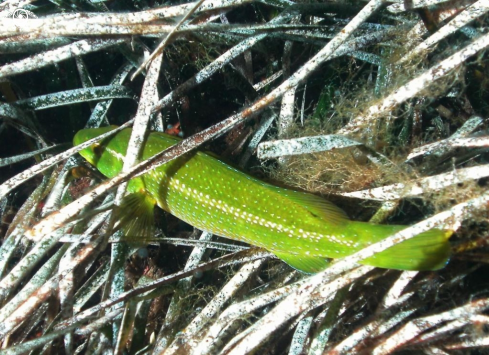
(74, 127, 452, 272)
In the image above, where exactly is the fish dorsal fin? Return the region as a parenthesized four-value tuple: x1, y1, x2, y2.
(266, 186, 349, 224)
(274, 251, 331, 274)
(152, 131, 225, 160)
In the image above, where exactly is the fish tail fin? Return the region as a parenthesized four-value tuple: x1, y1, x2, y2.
(361, 228, 452, 271)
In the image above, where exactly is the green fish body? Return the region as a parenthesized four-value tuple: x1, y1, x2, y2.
(73, 126, 451, 273)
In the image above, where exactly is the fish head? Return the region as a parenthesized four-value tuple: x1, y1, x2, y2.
(73, 126, 119, 167)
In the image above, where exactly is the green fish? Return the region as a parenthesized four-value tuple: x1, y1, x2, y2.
(73, 126, 451, 273)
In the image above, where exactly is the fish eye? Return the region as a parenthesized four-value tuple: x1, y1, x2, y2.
(92, 143, 103, 156)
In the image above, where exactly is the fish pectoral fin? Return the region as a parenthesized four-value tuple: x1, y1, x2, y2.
(274, 251, 331, 274)
(114, 192, 156, 240)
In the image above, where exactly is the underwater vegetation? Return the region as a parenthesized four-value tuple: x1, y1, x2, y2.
(0, 0, 489, 354)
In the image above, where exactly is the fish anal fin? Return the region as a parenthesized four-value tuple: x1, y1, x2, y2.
(274, 251, 331, 274)
(114, 192, 156, 241)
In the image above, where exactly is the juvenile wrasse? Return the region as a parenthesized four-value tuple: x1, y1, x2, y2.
(73, 126, 451, 273)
